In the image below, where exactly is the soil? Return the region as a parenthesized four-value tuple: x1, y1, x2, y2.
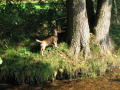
(0, 68, 120, 90)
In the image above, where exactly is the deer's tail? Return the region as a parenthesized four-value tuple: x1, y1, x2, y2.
(36, 39, 42, 43)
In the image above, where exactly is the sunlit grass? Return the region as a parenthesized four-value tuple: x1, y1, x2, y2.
(0, 40, 120, 84)
(0, 43, 70, 84)
(0, 23, 120, 83)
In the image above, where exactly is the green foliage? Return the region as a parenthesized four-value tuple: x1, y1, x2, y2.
(90, 43, 100, 56)
(110, 24, 120, 49)
(88, 59, 107, 77)
(0, 1, 66, 48)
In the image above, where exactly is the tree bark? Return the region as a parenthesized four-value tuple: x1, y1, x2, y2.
(95, 0, 113, 55)
(69, 0, 91, 58)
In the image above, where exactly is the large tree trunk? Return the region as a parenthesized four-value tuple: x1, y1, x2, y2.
(95, 0, 113, 55)
(69, 0, 91, 58)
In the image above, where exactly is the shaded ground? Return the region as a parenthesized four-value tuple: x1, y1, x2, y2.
(0, 68, 120, 90)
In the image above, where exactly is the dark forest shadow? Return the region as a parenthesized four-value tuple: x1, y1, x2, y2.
(0, 54, 53, 84)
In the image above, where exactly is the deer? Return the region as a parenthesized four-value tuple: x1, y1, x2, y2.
(36, 26, 64, 56)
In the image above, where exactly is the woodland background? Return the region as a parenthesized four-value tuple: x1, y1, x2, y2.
(0, 0, 120, 84)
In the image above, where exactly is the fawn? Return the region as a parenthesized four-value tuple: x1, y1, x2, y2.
(36, 27, 61, 56)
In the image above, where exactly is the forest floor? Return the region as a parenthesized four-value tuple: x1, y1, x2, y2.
(0, 67, 120, 90)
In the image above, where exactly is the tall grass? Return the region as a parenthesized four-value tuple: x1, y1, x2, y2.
(0, 43, 69, 84)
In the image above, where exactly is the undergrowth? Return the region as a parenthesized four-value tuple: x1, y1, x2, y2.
(0, 24, 120, 84)
(0, 41, 120, 84)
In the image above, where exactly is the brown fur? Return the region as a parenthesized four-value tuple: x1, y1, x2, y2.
(36, 29, 58, 56)
(36, 26, 65, 56)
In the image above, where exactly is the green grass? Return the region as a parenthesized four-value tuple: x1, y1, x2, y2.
(0, 40, 120, 84)
(0, 43, 70, 84)
(0, 24, 120, 84)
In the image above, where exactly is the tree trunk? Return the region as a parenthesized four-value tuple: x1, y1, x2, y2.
(95, 0, 113, 55)
(69, 0, 91, 58)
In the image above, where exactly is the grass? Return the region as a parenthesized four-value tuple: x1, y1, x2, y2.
(0, 39, 120, 84)
(0, 24, 120, 84)
(0, 43, 70, 84)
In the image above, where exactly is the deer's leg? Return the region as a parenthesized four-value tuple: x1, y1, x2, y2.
(40, 46, 43, 56)
(41, 45, 46, 56)
(54, 41, 57, 47)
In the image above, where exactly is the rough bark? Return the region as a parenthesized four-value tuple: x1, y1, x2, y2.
(69, 0, 91, 58)
(95, 0, 113, 55)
